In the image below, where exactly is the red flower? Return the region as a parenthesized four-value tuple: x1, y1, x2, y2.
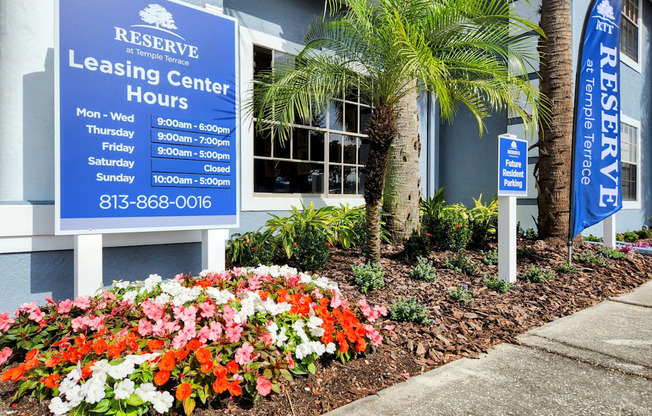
(93, 339, 108, 355)
(154, 370, 170, 386)
(44, 356, 61, 368)
(325, 242, 331, 247)
(25, 349, 39, 361)
(226, 360, 239, 374)
(186, 339, 202, 351)
(176, 383, 192, 401)
(159, 352, 176, 371)
(213, 364, 227, 378)
(252, 246, 258, 251)
(292, 242, 297, 248)
(212, 375, 227, 394)
(195, 347, 211, 363)
(200, 361, 213, 373)
(44, 373, 60, 389)
(147, 339, 164, 352)
(227, 380, 242, 396)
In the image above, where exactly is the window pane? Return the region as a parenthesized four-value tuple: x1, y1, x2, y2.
(329, 101, 344, 131)
(360, 106, 371, 134)
(254, 160, 323, 193)
(621, 18, 638, 61)
(358, 137, 370, 165)
(311, 103, 327, 128)
(254, 128, 271, 157)
(329, 134, 342, 163)
(343, 135, 357, 164)
(621, 163, 636, 201)
(343, 166, 357, 194)
(310, 130, 325, 161)
(293, 128, 310, 161)
(253, 46, 272, 75)
(274, 134, 291, 159)
(358, 167, 365, 195)
(344, 102, 358, 133)
(329, 164, 342, 194)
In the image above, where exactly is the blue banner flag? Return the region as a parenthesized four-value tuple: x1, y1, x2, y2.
(570, 0, 623, 239)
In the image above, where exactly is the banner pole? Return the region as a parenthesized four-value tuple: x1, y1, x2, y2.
(568, 0, 597, 264)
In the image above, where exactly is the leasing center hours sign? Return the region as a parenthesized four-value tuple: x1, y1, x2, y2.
(56, 0, 238, 234)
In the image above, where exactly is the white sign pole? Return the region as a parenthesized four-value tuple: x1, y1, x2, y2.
(498, 196, 517, 283)
(202, 229, 229, 271)
(603, 215, 616, 248)
(74, 234, 103, 297)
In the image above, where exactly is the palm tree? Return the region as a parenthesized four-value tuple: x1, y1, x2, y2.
(251, 0, 544, 263)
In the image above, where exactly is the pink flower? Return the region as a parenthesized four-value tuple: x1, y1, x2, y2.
(138, 318, 153, 336)
(311, 289, 324, 300)
(223, 305, 236, 325)
(173, 305, 197, 325)
(57, 299, 73, 314)
(383, 325, 396, 336)
(0, 312, 15, 333)
(247, 276, 261, 291)
(28, 308, 45, 323)
(225, 323, 243, 343)
(373, 305, 388, 317)
(215, 270, 232, 281)
(198, 302, 215, 319)
(232, 267, 243, 277)
(363, 324, 383, 346)
(259, 332, 274, 347)
(256, 376, 272, 396)
(174, 273, 185, 281)
(45, 296, 56, 305)
(330, 290, 342, 309)
(285, 352, 295, 369)
(198, 322, 222, 343)
(74, 296, 90, 310)
(141, 300, 165, 321)
(0, 347, 12, 365)
(102, 290, 116, 303)
(235, 343, 254, 365)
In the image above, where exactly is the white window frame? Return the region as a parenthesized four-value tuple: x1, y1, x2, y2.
(620, 0, 642, 73)
(620, 114, 641, 210)
(239, 27, 364, 211)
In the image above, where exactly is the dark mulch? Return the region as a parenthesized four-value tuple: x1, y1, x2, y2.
(2, 238, 651, 416)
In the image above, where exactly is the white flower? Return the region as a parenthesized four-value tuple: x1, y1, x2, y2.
(277, 326, 288, 346)
(108, 361, 135, 380)
(151, 391, 175, 413)
(66, 363, 82, 383)
(295, 343, 312, 360)
(205, 287, 235, 304)
(326, 342, 336, 354)
(49, 396, 70, 416)
(85, 379, 106, 404)
(90, 359, 111, 376)
(307, 316, 325, 337)
(113, 280, 130, 289)
(144, 274, 162, 292)
(154, 293, 171, 305)
(113, 379, 135, 400)
(122, 290, 138, 303)
(135, 382, 157, 402)
(64, 384, 83, 405)
(58, 377, 77, 395)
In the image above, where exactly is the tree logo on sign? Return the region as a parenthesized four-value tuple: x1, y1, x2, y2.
(133, 4, 185, 40)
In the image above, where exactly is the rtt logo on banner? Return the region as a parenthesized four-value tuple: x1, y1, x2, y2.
(594, 0, 618, 34)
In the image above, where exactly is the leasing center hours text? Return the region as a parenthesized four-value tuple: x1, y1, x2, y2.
(68, 50, 232, 110)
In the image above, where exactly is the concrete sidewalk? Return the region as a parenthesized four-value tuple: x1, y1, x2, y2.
(325, 281, 652, 416)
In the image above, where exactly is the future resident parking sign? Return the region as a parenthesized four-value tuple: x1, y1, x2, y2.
(55, 0, 238, 234)
(497, 135, 528, 197)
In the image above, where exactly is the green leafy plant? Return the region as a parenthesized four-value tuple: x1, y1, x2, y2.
(351, 262, 385, 294)
(447, 284, 474, 305)
(403, 230, 431, 263)
(481, 249, 499, 266)
(483, 275, 514, 293)
(599, 247, 626, 261)
(420, 188, 446, 232)
(444, 253, 479, 276)
(520, 265, 555, 283)
(517, 246, 535, 260)
(635, 229, 652, 240)
(517, 223, 538, 240)
(583, 234, 603, 242)
(555, 260, 577, 274)
(468, 194, 498, 248)
(430, 206, 472, 252)
(621, 231, 639, 243)
(328, 204, 365, 248)
(574, 250, 611, 267)
(409, 257, 438, 282)
(389, 297, 431, 324)
(226, 231, 276, 267)
(293, 225, 330, 271)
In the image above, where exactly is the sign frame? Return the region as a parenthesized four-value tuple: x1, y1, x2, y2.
(54, 0, 241, 235)
(497, 134, 528, 197)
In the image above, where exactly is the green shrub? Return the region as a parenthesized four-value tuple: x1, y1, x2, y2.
(420, 188, 446, 233)
(389, 297, 431, 324)
(600, 247, 626, 260)
(517, 223, 538, 240)
(468, 194, 498, 248)
(404, 230, 431, 262)
(517, 246, 535, 260)
(574, 250, 611, 267)
(226, 231, 276, 267)
(447, 284, 474, 305)
(635, 229, 652, 240)
(622, 231, 639, 243)
(352, 262, 385, 294)
(293, 225, 330, 271)
(481, 249, 498, 266)
(583, 234, 603, 242)
(409, 257, 438, 281)
(431, 207, 472, 251)
(520, 265, 555, 283)
(555, 260, 577, 274)
(351, 214, 367, 249)
(483, 275, 514, 293)
(444, 253, 479, 276)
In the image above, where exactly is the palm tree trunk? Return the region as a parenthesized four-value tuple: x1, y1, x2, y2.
(383, 87, 421, 244)
(364, 103, 398, 263)
(536, 0, 573, 239)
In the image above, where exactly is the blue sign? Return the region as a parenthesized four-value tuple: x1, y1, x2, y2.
(55, 0, 238, 234)
(571, 0, 622, 239)
(498, 135, 528, 197)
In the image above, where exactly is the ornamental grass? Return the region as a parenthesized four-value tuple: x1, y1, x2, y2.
(0, 265, 386, 415)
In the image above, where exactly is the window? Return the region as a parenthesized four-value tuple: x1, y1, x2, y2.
(252, 45, 370, 196)
(620, 0, 641, 70)
(620, 116, 641, 209)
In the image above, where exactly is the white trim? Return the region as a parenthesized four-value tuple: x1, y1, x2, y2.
(620, 0, 642, 73)
(620, 114, 641, 210)
(239, 28, 365, 211)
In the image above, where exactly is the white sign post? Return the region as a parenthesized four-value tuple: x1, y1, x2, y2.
(74, 234, 103, 297)
(202, 229, 229, 271)
(497, 134, 528, 283)
(603, 215, 617, 248)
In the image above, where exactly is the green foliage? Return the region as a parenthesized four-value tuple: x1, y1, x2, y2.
(409, 257, 438, 282)
(293, 225, 330, 271)
(444, 253, 479, 276)
(468, 194, 498, 248)
(517, 246, 535, 260)
(420, 188, 445, 232)
(635, 229, 652, 240)
(520, 265, 555, 283)
(403, 230, 431, 263)
(555, 261, 577, 274)
(329, 204, 365, 249)
(574, 250, 611, 267)
(483, 275, 514, 293)
(447, 284, 474, 305)
(583, 234, 603, 242)
(351, 262, 385, 294)
(430, 206, 472, 252)
(389, 297, 431, 325)
(481, 249, 499, 266)
(517, 222, 538, 240)
(599, 247, 626, 260)
(226, 231, 276, 267)
(620, 231, 639, 243)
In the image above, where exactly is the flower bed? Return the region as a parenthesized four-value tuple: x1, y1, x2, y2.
(0, 266, 387, 415)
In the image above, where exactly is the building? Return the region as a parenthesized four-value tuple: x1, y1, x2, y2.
(0, 0, 649, 312)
